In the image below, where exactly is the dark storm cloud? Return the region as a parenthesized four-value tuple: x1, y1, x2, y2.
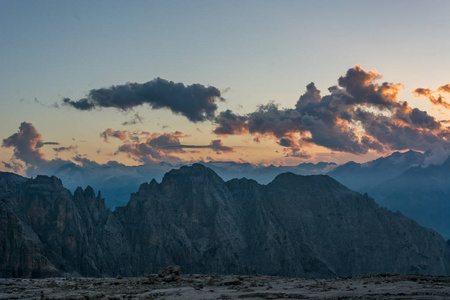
(62, 78, 224, 122)
(214, 65, 450, 155)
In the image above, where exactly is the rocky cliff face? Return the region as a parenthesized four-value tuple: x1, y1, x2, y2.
(0, 173, 130, 277)
(0, 165, 449, 278)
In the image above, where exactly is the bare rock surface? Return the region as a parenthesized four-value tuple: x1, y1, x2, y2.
(0, 274, 449, 299)
(1, 165, 450, 278)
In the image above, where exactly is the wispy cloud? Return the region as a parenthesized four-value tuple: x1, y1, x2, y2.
(122, 112, 144, 126)
(414, 84, 450, 109)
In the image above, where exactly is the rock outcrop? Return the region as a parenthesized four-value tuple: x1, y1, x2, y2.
(0, 173, 130, 277)
(0, 165, 449, 278)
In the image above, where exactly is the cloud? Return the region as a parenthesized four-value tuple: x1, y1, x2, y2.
(2, 122, 48, 166)
(115, 132, 185, 164)
(438, 84, 450, 93)
(214, 65, 450, 155)
(413, 88, 432, 97)
(158, 138, 234, 154)
(1, 160, 25, 174)
(34, 97, 59, 109)
(53, 145, 78, 153)
(122, 112, 143, 126)
(100, 129, 129, 142)
(213, 110, 248, 135)
(1, 122, 73, 175)
(62, 78, 224, 122)
(63, 98, 95, 110)
(209, 140, 234, 154)
(414, 86, 450, 109)
(73, 155, 102, 168)
(284, 148, 311, 159)
(112, 129, 234, 163)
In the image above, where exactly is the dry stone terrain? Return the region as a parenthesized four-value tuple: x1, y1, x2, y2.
(1, 273, 449, 299)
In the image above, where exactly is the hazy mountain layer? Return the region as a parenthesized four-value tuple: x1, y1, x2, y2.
(370, 157, 450, 239)
(35, 160, 337, 208)
(1, 165, 449, 278)
(327, 150, 427, 192)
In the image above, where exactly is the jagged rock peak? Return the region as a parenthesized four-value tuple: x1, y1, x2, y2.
(83, 185, 96, 198)
(161, 163, 224, 184)
(25, 175, 64, 192)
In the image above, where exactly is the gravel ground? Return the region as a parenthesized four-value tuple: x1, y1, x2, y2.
(1, 273, 449, 299)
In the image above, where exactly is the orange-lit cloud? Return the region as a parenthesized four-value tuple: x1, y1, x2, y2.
(100, 129, 129, 142)
(112, 130, 234, 163)
(414, 85, 450, 109)
(438, 84, 450, 94)
(214, 66, 450, 155)
(1, 122, 72, 174)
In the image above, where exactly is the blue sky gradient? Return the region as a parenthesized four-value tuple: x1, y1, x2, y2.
(1, 0, 450, 172)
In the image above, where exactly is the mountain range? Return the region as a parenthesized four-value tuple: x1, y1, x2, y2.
(369, 157, 450, 240)
(36, 160, 337, 208)
(28, 150, 450, 239)
(1, 164, 449, 278)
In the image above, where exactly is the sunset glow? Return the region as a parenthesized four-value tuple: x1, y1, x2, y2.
(1, 0, 450, 175)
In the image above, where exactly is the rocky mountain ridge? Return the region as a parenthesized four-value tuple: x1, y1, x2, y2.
(1, 165, 449, 278)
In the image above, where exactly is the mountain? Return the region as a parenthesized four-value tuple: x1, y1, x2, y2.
(369, 157, 450, 239)
(34, 160, 336, 208)
(0, 172, 131, 277)
(327, 150, 427, 192)
(1, 165, 449, 278)
(200, 161, 337, 184)
(46, 161, 177, 208)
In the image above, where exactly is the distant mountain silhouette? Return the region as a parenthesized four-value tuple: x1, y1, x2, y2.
(369, 157, 450, 239)
(327, 150, 427, 191)
(1, 165, 449, 278)
(21, 150, 450, 240)
(34, 160, 337, 208)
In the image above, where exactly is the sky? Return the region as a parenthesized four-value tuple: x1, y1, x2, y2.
(1, 0, 450, 175)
